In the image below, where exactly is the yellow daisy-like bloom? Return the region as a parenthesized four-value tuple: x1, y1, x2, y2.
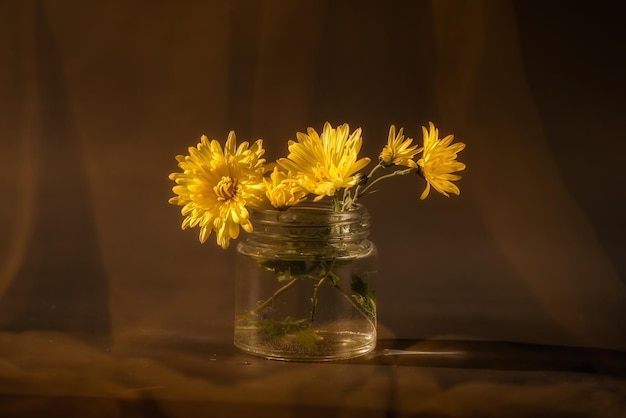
(168, 131, 266, 249)
(417, 122, 466, 200)
(379, 125, 422, 168)
(264, 167, 308, 209)
(277, 122, 371, 201)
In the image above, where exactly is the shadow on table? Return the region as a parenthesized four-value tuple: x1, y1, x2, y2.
(356, 339, 626, 378)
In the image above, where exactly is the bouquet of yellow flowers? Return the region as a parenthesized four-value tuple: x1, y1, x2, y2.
(169, 121, 465, 249)
(169, 121, 465, 360)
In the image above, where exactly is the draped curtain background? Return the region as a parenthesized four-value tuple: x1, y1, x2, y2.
(1, 0, 624, 350)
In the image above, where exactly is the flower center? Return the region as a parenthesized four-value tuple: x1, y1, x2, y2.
(214, 176, 239, 201)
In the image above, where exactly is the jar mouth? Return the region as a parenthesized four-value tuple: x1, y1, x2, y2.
(247, 203, 371, 247)
(250, 203, 368, 224)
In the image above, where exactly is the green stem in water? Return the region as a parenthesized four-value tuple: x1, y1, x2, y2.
(252, 259, 375, 331)
(309, 259, 337, 323)
(309, 277, 326, 324)
(253, 278, 299, 315)
(326, 270, 377, 330)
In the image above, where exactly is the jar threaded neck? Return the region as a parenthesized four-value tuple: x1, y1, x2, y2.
(240, 204, 372, 259)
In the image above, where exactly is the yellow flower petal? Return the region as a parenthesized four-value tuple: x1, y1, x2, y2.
(168, 132, 267, 248)
(417, 122, 466, 200)
(264, 167, 308, 209)
(277, 122, 370, 200)
(379, 125, 422, 168)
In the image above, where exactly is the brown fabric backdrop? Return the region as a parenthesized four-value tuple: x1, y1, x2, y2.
(1, 0, 625, 350)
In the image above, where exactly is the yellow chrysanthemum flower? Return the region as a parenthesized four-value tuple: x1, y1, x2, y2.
(277, 122, 371, 201)
(264, 167, 308, 209)
(168, 131, 266, 249)
(417, 122, 466, 200)
(379, 125, 422, 168)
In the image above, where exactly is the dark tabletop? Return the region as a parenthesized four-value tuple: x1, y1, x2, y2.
(1, 330, 625, 418)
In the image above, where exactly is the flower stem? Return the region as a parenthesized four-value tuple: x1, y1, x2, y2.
(327, 271, 377, 330)
(253, 278, 299, 314)
(309, 259, 337, 323)
(309, 276, 326, 323)
(332, 194, 342, 212)
(253, 259, 375, 331)
(358, 167, 418, 197)
(349, 163, 385, 209)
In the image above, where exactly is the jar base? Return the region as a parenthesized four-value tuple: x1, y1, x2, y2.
(234, 329, 376, 362)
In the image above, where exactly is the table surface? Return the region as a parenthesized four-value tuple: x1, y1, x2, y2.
(1, 330, 625, 418)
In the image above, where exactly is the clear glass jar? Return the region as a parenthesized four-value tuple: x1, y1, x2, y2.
(234, 204, 377, 361)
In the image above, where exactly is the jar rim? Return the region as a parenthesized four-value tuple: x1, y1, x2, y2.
(249, 202, 368, 224)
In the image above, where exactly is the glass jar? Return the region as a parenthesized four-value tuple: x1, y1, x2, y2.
(234, 204, 377, 361)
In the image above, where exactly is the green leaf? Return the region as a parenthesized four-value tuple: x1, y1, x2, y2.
(350, 274, 377, 320)
(256, 259, 308, 281)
